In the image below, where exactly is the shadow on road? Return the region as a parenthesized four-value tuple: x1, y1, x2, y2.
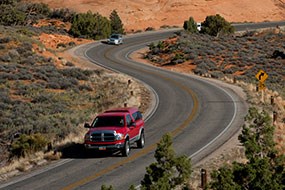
(59, 142, 129, 159)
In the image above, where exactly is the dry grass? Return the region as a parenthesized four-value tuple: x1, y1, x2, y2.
(0, 69, 149, 182)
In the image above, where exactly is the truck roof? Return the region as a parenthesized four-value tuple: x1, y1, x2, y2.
(104, 107, 138, 114)
(98, 112, 127, 117)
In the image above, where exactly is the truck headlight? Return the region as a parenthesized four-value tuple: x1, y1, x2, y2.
(115, 132, 124, 140)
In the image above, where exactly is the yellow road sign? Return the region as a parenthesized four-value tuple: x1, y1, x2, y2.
(255, 70, 268, 83)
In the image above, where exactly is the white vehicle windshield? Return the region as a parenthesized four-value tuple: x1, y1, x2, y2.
(110, 34, 121, 39)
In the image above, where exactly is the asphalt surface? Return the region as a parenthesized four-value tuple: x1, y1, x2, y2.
(0, 26, 257, 190)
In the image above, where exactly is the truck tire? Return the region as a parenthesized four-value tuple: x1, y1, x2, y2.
(122, 139, 130, 157)
(136, 131, 145, 148)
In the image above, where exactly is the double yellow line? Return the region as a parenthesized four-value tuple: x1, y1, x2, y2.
(62, 45, 199, 190)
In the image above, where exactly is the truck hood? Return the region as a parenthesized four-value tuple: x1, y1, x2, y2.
(88, 126, 126, 133)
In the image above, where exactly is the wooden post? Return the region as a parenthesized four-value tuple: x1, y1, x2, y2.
(271, 96, 274, 105)
(201, 169, 207, 189)
(273, 111, 277, 124)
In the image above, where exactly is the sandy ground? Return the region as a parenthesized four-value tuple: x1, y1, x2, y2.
(29, 0, 285, 32)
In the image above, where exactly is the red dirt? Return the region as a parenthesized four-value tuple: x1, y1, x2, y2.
(27, 0, 285, 32)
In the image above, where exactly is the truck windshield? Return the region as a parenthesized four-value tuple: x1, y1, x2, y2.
(92, 116, 124, 127)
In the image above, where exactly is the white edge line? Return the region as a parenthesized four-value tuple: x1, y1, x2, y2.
(83, 42, 159, 122)
(125, 47, 238, 190)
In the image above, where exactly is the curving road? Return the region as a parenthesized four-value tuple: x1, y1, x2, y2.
(0, 29, 249, 189)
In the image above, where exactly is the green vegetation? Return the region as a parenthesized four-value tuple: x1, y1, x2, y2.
(183, 17, 199, 33)
(110, 10, 124, 34)
(183, 14, 234, 36)
(69, 11, 111, 39)
(141, 133, 192, 190)
(0, 0, 125, 40)
(101, 185, 114, 190)
(145, 31, 285, 97)
(99, 107, 284, 189)
(210, 107, 285, 189)
(69, 9, 125, 39)
(10, 133, 48, 157)
(50, 8, 75, 22)
(0, 27, 131, 159)
(0, 1, 127, 161)
(0, 3, 25, 26)
(201, 14, 234, 36)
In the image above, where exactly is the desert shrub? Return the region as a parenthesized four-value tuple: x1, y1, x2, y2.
(69, 11, 111, 40)
(16, 28, 36, 37)
(10, 133, 48, 158)
(8, 49, 20, 59)
(79, 84, 93, 91)
(0, 4, 25, 26)
(185, 53, 197, 60)
(0, 73, 19, 80)
(210, 71, 224, 78)
(0, 44, 6, 50)
(65, 61, 75, 67)
(0, 89, 11, 103)
(46, 81, 60, 89)
(17, 72, 33, 80)
(201, 14, 234, 36)
(20, 56, 36, 65)
(171, 53, 184, 63)
(68, 41, 76, 47)
(193, 68, 207, 76)
(0, 37, 12, 43)
(57, 43, 66, 48)
(31, 93, 53, 104)
(58, 78, 74, 89)
(183, 16, 199, 33)
(39, 25, 68, 35)
(32, 72, 48, 81)
(59, 68, 89, 80)
(50, 8, 75, 22)
(160, 25, 171, 29)
(0, 53, 13, 62)
(196, 60, 216, 71)
(145, 27, 155, 31)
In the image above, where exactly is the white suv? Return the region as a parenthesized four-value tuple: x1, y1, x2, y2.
(197, 22, 202, 31)
(108, 34, 123, 45)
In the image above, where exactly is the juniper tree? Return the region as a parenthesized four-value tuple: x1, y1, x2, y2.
(201, 14, 234, 36)
(210, 107, 285, 190)
(141, 133, 192, 190)
(183, 16, 198, 33)
(109, 10, 124, 34)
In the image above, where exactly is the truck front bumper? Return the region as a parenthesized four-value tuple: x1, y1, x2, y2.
(84, 143, 124, 150)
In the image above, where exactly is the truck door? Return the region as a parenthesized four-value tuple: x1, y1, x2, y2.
(126, 114, 136, 141)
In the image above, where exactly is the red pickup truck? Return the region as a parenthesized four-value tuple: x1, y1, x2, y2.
(84, 107, 145, 156)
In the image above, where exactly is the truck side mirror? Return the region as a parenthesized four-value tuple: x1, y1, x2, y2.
(130, 122, 136, 127)
(84, 123, 91, 128)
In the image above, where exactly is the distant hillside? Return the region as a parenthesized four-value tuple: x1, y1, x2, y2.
(27, 0, 285, 31)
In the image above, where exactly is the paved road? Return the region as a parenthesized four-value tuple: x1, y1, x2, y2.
(0, 29, 250, 190)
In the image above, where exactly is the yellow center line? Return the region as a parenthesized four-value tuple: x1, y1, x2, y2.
(62, 47, 199, 190)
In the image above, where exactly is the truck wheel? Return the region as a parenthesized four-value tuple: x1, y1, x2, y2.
(137, 131, 145, 148)
(122, 139, 130, 157)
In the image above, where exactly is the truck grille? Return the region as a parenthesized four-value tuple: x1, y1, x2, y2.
(90, 131, 115, 142)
